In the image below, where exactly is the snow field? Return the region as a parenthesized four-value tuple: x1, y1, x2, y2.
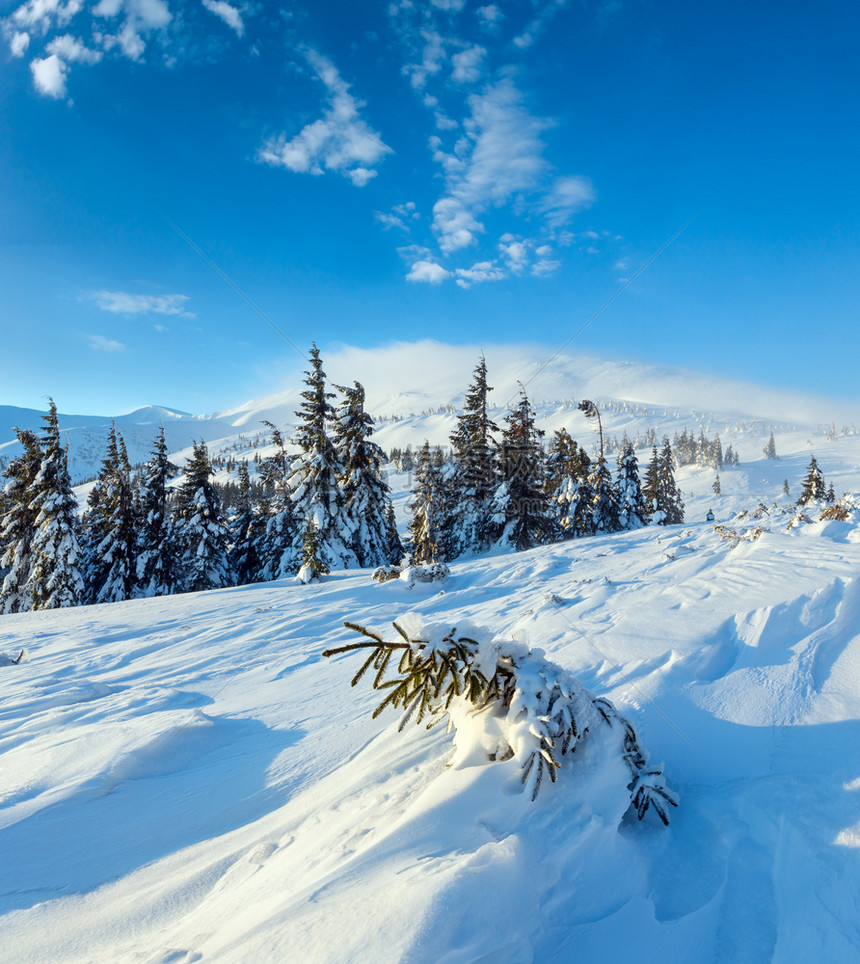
(2, 510, 860, 961)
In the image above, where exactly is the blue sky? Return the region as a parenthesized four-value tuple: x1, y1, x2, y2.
(2, 0, 859, 415)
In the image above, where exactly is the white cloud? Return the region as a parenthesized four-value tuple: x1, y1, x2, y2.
(90, 291, 195, 316)
(514, 0, 568, 50)
(12, 0, 83, 33)
(454, 260, 506, 287)
(403, 28, 446, 90)
(531, 258, 560, 276)
(93, 0, 172, 62)
(375, 201, 419, 232)
(90, 334, 127, 352)
(406, 260, 452, 283)
(258, 49, 391, 187)
(498, 238, 528, 273)
(540, 175, 595, 228)
(451, 44, 485, 84)
(47, 33, 102, 63)
(30, 54, 68, 97)
(201, 0, 243, 38)
(431, 78, 550, 252)
(476, 5, 501, 30)
(430, 0, 465, 11)
(9, 30, 30, 56)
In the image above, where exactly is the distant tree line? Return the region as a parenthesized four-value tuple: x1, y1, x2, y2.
(1, 352, 693, 616)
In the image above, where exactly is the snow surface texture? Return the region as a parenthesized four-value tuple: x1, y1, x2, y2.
(2, 513, 860, 962)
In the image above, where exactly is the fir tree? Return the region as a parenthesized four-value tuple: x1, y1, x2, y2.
(713, 473, 721, 496)
(588, 456, 621, 534)
(408, 441, 448, 564)
(287, 345, 357, 572)
(333, 381, 402, 568)
(257, 420, 296, 580)
(83, 423, 136, 604)
(641, 446, 660, 520)
(297, 517, 329, 582)
(798, 456, 826, 505)
(783, 479, 790, 496)
(136, 426, 179, 597)
(26, 399, 85, 610)
(763, 431, 778, 460)
(229, 460, 265, 585)
(615, 441, 648, 530)
(174, 441, 233, 592)
(0, 428, 42, 614)
(448, 355, 499, 556)
(655, 438, 685, 525)
(491, 387, 550, 550)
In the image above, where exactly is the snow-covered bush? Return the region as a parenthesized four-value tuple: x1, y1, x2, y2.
(324, 617, 678, 823)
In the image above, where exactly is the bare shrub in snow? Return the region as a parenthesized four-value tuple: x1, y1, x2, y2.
(324, 618, 678, 823)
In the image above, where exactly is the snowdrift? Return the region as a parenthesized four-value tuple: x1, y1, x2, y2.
(2, 512, 860, 962)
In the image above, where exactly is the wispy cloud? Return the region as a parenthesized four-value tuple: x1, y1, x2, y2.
(375, 201, 419, 232)
(258, 49, 391, 187)
(89, 291, 195, 317)
(201, 0, 243, 38)
(90, 334, 127, 352)
(431, 77, 550, 253)
(540, 175, 595, 227)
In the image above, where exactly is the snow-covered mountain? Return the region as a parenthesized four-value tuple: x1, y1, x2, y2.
(2, 341, 855, 484)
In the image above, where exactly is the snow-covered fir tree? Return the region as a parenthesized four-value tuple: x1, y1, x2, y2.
(587, 456, 621, 534)
(0, 428, 42, 614)
(26, 399, 85, 610)
(615, 441, 648, 530)
(287, 345, 357, 571)
(491, 387, 551, 550)
(135, 426, 179, 597)
(257, 421, 296, 580)
(296, 517, 329, 583)
(798, 456, 826, 505)
(173, 441, 233, 593)
(333, 381, 402, 567)
(408, 440, 449, 564)
(713, 473, 722, 496)
(763, 431, 778, 460)
(83, 423, 136, 604)
(447, 355, 499, 556)
(654, 438, 685, 525)
(229, 460, 265, 586)
(641, 446, 660, 520)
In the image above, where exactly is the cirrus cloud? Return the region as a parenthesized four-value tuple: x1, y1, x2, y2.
(89, 290, 195, 317)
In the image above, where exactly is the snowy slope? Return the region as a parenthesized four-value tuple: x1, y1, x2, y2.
(2, 512, 860, 962)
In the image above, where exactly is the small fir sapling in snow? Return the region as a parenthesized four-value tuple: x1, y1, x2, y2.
(0, 428, 42, 614)
(783, 479, 790, 496)
(324, 618, 678, 823)
(713, 474, 721, 496)
(25, 398, 85, 610)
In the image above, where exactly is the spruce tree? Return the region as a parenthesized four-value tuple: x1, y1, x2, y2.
(228, 460, 265, 586)
(641, 446, 660, 521)
(655, 438, 685, 525)
(26, 399, 85, 610)
(798, 456, 826, 505)
(615, 441, 648, 530)
(491, 387, 550, 550)
(136, 425, 179, 597)
(333, 381, 402, 568)
(408, 440, 447, 564)
(0, 428, 42, 614)
(763, 431, 778, 460)
(588, 456, 621, 534)
(287, 345, 357, 572)
(713, 474, 721, 496)
(297, 517, 330, 582)
(448, 355, 499, 555)
(83, 423, 137, 604)
(174, 441, 233, 592)
(257, 421, 296, 580)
